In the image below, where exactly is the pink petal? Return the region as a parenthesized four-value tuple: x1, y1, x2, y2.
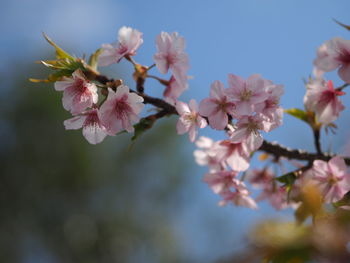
(208, 110, 228, 130)
(176, 101, 190, 115)
(82, 122, 108, 144)
(199, 99, 217, 116)
(338, 63, 350, 83)
(176, 119, 188, 134)
(64, 115, 86, 130)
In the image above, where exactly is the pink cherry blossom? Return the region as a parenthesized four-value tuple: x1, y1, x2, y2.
(304, 78, 345, 124)
(314, 37, 350, 83)
(176, 99, 207, 142)
(215, 139, 250, 172)
(229, 115, 266, 152)
(99, 26, 143, 66)
(99, 85, 144, 134)
(153, 32, 189, 83)
(226, 74, 268, 116)
(218, 180, 257, 209)
(54, 69, 98, 115)
(245, 168, 275, 188)
(193, 137, 224, 172)
(312, 156, 350, 203)
(203, 170, 238, 194)
(255, 83, 284, 132)
(199, 80, 236, 130)
(64, 109, 109, 145)
(163, 75, 188, 104)
(257, 185, 291, 210)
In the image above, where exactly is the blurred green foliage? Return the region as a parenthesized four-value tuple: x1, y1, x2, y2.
(0, 57, 191, 263)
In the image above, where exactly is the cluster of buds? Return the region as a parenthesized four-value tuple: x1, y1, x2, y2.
(32, 25, 350, 215)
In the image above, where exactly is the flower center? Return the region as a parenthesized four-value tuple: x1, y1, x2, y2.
(240, 89, 252, 101)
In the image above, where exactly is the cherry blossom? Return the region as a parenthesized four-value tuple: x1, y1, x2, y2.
(163, 76, 188, 104)
(199, 80, 236, 130)
(153, 32, 189, 84)
(193, 137, 224, 172)
(215, 139, 250, 172)
(226, 74, 268, 116)
(245, 168, 275, 188)
(314, 37, 350, 83)
(99, 26, 143, 66)
(54, 69, 98, 115)
(218, 180, 258, 209)
(255, 83, 284, 132)
(257, 185, 291, 210)
(304, 78, 345, 124)
(176, 99, 207, 142)
(99, 85, 144, 134)
(203, 170, 238, 194)
(64, 109, 109, 145)
(312, 156, 350, 203)
(229, 115, 267, 152)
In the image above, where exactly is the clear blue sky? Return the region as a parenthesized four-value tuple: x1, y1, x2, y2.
(2, 0, 350, 262)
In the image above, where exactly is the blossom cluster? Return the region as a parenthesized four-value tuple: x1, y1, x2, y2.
(38, 25, 350, 212)
(304, 37, 350, 125)
(187, 74, 284, 208)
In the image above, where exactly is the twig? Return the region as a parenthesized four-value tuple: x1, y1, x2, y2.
(91, 72, 350, 166)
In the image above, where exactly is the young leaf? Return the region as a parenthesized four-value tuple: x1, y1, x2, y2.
(276, 172, 297, 186)
(88, 48, 103, 70)
(43, 33, 74, 60)
(284, 108, 309, 123)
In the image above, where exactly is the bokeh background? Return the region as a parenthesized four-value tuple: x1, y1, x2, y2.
(1, 0, 350, 262)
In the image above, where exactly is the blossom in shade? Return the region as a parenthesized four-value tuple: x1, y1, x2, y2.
(99, 85, 144, 134)
(194, 136, 224, 172)
(257, 185, 291, 210)
(153, 32, 189, 83)
(314, 37, 350, 83)
(304, 78, 345, 124)
(215, 139, 250, 172)
(64, 109, 109, 144)
(203, 170, 238, 194)
(99, 26, 143, 66)
(54, 69, 98, 115)
(199, 80, 236, 130)
(164, 75, 188, 104)
(218, 180, 258, 209)
(176, 99, 207, 142)
(245, 168, 275, 188)
(226, 74, 268, 116)
(312, 156, 350, 203)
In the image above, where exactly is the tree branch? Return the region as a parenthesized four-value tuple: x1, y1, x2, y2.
(91, 72, 350, 166)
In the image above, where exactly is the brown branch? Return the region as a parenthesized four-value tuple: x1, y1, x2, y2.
(90, 72, 350, 166)
(260, 141, 350, 165)
(313, 128, 322, 154)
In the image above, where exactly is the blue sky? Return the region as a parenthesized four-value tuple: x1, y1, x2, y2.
(2, 0, 350, 262)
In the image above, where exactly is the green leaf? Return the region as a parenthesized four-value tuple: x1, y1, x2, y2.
(333, 19, 350, 31)
(88, 48, 103, 70)
(333, 192, 350, 208)
(43, 33, 74, 60)
(30, 68, 81, 83)
(276, 172, 297, 186)
(284, 108, 309, 123)
(276, 172, 297, 202)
